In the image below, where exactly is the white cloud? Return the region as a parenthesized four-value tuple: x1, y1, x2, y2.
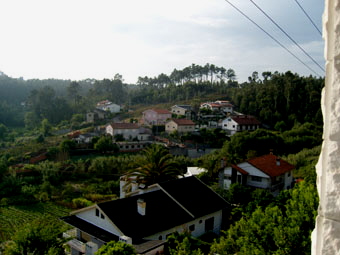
(0, 0, 325, 83)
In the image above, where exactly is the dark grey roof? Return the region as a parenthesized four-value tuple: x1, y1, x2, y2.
(98, 189, 193, 239)
(158, 176, 228, 218)
(61, 215, 119, 243)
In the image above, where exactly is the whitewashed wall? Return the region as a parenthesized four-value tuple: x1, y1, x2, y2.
(312, 1, 340, 254)
(76, 207, 122, 237)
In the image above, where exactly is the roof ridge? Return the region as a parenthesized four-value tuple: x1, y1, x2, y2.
(156, 184, 195, 218)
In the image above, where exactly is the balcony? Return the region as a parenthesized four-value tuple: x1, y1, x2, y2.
(67, 239, 86, 253)
(270, 182, 284, 191)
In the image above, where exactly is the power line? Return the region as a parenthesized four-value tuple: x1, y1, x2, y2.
(223, 0, 322, 77)
(250, 0, 325, 73)
(294, 0, 322, 36)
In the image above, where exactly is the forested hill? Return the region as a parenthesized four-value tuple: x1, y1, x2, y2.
(0, 65, 324, 131)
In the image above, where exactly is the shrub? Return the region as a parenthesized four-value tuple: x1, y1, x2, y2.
(72, 198, 92, 208)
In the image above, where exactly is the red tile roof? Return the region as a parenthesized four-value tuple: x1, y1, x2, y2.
(152, 109, 171, 114)
(231, 164, 249, 175)
(109, 123, 139, 129)
(231, 115, 261, 125)
(247, 154, 294, 177)
(171, 119, 195, 125)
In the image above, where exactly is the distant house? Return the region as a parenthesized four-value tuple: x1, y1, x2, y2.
(106, 123, 140, 140)
(106, 123, 152, 141)
(75, 132, 97, 144)
(86, 109, 109, 123)
(170, 105, 194, 119)
(200, 100, 233, 114)
(165, 119, 195, 133)
(220, 154, 294, 195)
(142, 109, 172, 126)
(62, 176, 229, 255)
(96, 100, 121, 113)
(221, 115, 261, 135)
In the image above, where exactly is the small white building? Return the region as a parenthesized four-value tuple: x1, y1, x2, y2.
(170, 105, 192, 117)
(220, 154, 294, 195)
(222, 115, 261, 135)
(200, 101, 234, 114)
(106, 123, 140, 140)
(96, 100, 121, 113)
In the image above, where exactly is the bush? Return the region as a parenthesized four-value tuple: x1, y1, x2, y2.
(72, 198, 92, 209)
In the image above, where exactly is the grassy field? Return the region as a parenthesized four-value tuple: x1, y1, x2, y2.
(0, 202, 71, 242)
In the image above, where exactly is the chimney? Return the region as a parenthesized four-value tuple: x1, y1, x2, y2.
(137, 198, 146, 216)
(276, 157, 281, 166)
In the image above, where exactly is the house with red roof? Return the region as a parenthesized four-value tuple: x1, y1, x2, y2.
(221, 115, 261, 135)
(62, 176, 229, 255)
(142, 109, 172, 126)
(165, 119, 195, 133)
(220, 154, 294, 194)
(200, 100, 234, 114)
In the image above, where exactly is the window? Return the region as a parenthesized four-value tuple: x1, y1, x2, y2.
(199, 220, 203, 224)
(159, 235, 162, 240)
(95, 209, 99, 217)
(251, 176, 262, 182)
(189, 224, 195, 232)
(101, 214, 105, 219)
(288, 172, 291, 177)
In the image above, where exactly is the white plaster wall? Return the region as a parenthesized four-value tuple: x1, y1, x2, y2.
(77, 207, 122, 236)
(246, 175, 270, 189)
(238, 162, 269, 178)
(312, 1, 340, 254)
(145, 211, 223, 241)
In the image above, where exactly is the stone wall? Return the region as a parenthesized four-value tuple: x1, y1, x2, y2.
(312, 0, 340, 254)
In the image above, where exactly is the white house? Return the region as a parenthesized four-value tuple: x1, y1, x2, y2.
(220, 154, 294, 195)
(200, 101, 233, 114)
(221, 115, 261, 135)
(171, 105, 191, 116)
(96, 100, 121, 113)
(106, 123, 140, 140)
(62, 176, 229, 255)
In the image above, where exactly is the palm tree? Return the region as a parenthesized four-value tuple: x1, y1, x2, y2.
(125, 144, 183, 189)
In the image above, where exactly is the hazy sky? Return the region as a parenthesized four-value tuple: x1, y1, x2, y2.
(0, 0, 325, 83)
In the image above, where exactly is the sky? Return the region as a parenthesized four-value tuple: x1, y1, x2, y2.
(0, 0, 325, 84)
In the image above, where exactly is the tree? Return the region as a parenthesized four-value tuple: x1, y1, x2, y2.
(3, 216, 66, 255)
(94, 136, 119, 154)
(209, 181, 318, 255)
(0, 123, 8, 139)
(127, 144, 182, 187)
(41, 118, 52, 137)
(95, 241, 136, 255)
(67, 81, 81, 106)
(59, 139, 77, 153)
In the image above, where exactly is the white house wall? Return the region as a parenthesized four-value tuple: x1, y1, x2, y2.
(145, 211, 223, 241)
(246, 175, 271, 189)
(238, 162, 269, 178)
(76, 208, 122, 237)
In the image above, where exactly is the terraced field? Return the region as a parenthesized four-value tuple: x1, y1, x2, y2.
(0, 202, 70, 242)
